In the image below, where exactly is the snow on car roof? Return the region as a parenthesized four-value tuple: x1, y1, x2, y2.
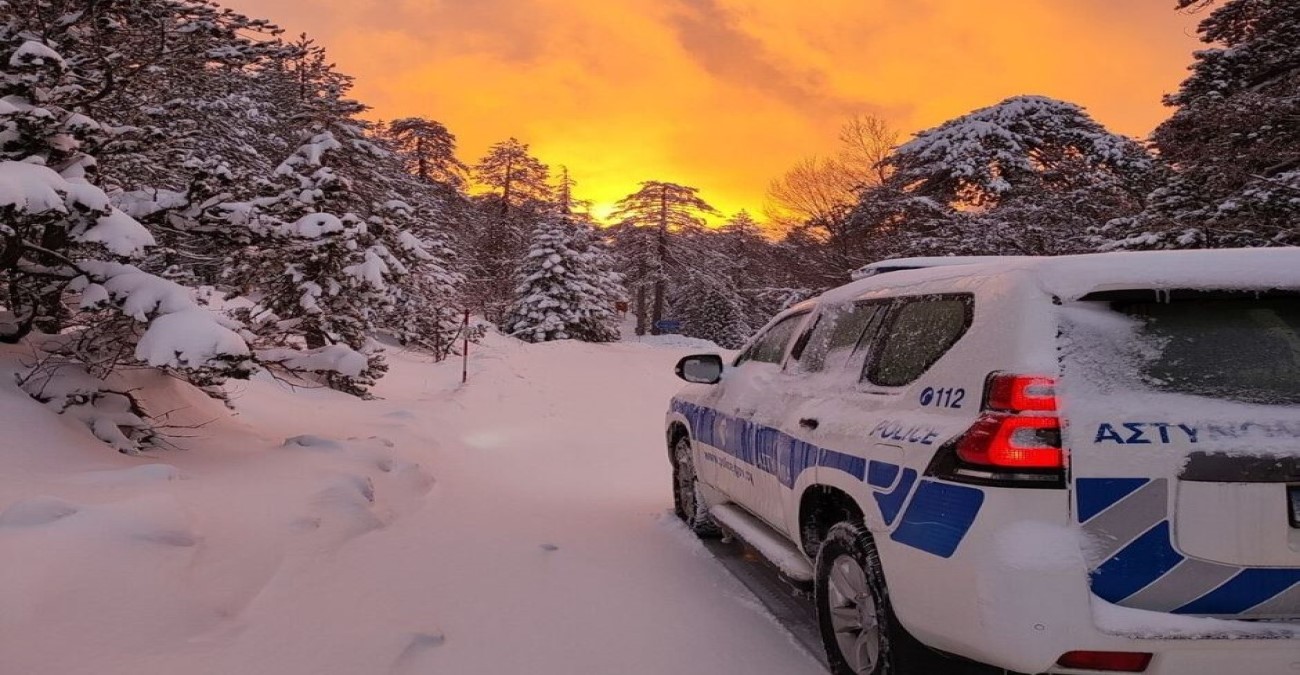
(827, 248, 1300, 305)
(850, 255, 1035, 279)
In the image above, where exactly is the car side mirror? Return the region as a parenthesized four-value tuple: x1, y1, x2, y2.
(675, 354, 724, 384)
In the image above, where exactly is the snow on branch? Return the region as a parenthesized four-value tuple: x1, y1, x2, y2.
(75, 261, 252, 372)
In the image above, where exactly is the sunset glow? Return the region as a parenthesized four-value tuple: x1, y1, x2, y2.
(224, 0, 1204, 220)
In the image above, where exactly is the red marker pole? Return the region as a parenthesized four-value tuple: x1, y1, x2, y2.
(461, 308, 470, 384)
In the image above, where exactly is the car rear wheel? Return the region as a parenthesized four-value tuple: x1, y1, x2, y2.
(816, 522, 992, 675)
(672, 436, 720, 538)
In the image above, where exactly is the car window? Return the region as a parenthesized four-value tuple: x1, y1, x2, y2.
(739, 313, 807, 365)
(798, 303, 886, 373)
(864, 295, 973, 387)
(1094, 293, 1300, 406)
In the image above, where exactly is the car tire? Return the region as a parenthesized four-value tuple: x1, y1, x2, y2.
(815, 521, 967, 675)
(671, 436, 721, 538)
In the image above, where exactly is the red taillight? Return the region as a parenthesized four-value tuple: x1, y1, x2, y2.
(955, 413, 1063, 469)
(1057, 650, 1153, 672)
(986, 373, 1057, 412)
(952, 373, 1064, 470)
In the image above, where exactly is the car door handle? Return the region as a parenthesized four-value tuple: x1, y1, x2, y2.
(799, 418, 820, 430)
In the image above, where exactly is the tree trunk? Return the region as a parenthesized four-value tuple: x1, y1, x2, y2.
(635, 287, 647, 336)
(651, 280, 664, 335)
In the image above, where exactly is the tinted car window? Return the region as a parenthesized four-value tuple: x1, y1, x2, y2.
(742, 313, 806, 365)
(865, 296, 973, 387)
(1112, 295, 1300, 405)
(800, 303, 885, 373)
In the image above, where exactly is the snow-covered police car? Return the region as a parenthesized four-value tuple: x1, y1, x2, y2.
(665, 249, 1300, 675)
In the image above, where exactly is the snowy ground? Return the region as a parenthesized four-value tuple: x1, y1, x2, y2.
(0, 332, 825, 675)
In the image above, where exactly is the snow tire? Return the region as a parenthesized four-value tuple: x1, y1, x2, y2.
(815, 521, 968, 675)
(671, 436, 721, 538)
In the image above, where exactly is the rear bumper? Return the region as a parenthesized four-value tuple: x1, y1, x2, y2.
(877, 502, 1300, 675)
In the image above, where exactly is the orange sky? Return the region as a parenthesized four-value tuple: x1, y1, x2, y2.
(224, 0, 1205, 221)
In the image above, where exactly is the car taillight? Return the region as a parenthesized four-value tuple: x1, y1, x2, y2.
(955, 413, 1063, 469)
(926, 373, 1067, 488)
(959, 373, 1064, 470)
(986, 374, 1057, 412)
(1056, 650, 1153, 672)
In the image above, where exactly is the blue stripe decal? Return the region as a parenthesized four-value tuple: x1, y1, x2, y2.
(820, 449, 867, 482)
(1174, 569, 1300, 616)
(1076, 477, 1149, 523)
(889, 480, 984, 559)
(1090, 522, 1183, 603)
(873, 468, 917, 526)
(673, 398, 870, 488)
(672, 399, 985, 558)
(866, 460, 899, 488)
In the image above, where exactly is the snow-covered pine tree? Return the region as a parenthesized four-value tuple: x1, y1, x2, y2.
(39, 0, 296, 287)
(670, 270, 752, 349)
(609, 181, 718, 335)
(0, 28, 255, 450)
(854, 95, 1156, 257)
(373, 195, 467, 359)
(228, 127, 393, 396)
(1102, 0, 1300, 249)
(466, 138, 553, 322)
(504, 215, 622, 343)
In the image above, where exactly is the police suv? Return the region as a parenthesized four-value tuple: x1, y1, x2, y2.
(664, 250, 1300, 675)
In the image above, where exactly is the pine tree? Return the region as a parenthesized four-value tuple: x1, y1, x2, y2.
(384, 117, 467, 189)
(852, 95, 1155, 257)
(228, 128, 393, 396)
(1103, 0, 1300, 249)
(0, 22, 255, 449)
(671, 269, 752, 349)
(466, 138, 553, 322)
(610, 181, 718, 335)
(474, 137, 553, 211)
(504, 215, 623, 343)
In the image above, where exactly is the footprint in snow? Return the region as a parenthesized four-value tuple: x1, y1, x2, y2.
(392, 631, 446, 674)
(0, 496, 81, 528)
(282, 435, 342, 451)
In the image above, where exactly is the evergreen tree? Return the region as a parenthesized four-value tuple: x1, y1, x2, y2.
(384, 117, 467, 189)
(671, 269, 752, 349)
(504, 215, 623, 343)
(466, 138, 553, 322)
(0, 22, 257, 449)
(1103, 0, 1300, 249)
(852, 96, 1155, 257)
(474, 137, 552, 210)
(228, 128, 393, 396)
(609, 181, 718, 335)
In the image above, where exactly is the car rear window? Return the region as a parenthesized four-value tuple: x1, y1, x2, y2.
(865, 295, 973, 387)
(1102, 293, 1300, 406)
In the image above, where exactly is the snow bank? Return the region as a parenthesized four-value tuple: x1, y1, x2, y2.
(0, 332, 821, 675)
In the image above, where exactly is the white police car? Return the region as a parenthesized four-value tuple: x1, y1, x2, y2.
(665, 249, 1300, 675)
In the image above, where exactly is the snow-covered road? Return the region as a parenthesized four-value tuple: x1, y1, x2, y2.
(0, 335, 826, 674)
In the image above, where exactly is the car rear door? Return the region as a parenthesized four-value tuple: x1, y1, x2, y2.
(1058, 289, 1300, 620)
